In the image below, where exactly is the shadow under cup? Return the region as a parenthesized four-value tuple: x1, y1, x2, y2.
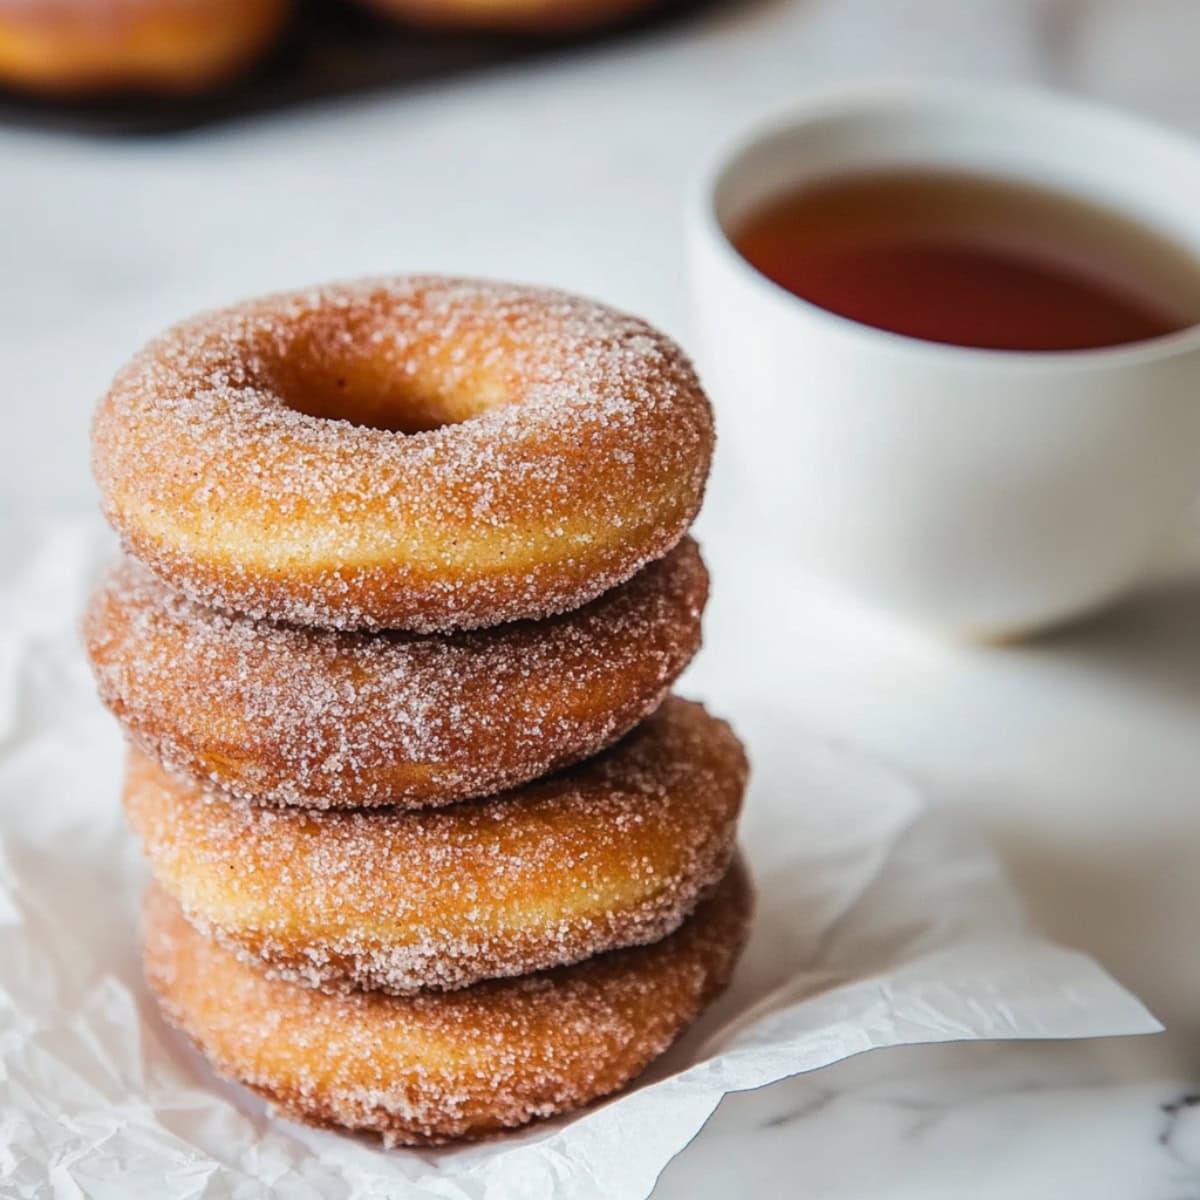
(688, 83, 1200, 640)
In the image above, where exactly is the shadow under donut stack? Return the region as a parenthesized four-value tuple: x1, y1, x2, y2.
(84, 276, 751, 1146)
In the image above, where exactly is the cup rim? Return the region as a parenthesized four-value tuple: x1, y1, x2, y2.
(690, 78, 1200, 371)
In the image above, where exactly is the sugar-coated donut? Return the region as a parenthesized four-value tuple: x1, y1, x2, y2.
(0, 0, 288, 97)
(143, 858, 750, 1145)
(124, 697, 746, 994)
(85, 540, 707, 810)
(92, 277, 714, 633)
(356, 0, 658, 34)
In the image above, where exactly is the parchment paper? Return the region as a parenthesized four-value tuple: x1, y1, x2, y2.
(0, 518, 1158, 1200)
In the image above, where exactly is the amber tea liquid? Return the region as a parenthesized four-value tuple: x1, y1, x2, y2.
(732, 170, 1200, 351)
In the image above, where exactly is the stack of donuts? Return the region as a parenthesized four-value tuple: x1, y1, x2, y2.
(84, 276, 751, 1145)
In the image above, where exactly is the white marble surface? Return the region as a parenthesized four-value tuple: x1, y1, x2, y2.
(6, 0, 1200, 1195)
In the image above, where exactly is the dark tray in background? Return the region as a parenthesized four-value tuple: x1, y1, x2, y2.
(0, 0, 714, 135)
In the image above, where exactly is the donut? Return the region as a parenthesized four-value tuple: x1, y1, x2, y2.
(142, 858, 751, 1145)
(0, 0, 288, 97)
(124, 697, 747, 994)
(91, 277, 714, 633)
(355, 0, 658, 35)
(85, 539, 708, 810)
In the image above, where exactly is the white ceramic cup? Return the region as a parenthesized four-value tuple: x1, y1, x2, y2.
(688, 82, 1200, 639)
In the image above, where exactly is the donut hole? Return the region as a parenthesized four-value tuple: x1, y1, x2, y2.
(277, 362, 470, 434)
(273, 319, 512, 434)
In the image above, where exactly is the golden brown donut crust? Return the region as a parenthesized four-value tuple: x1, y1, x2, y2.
(85, 539, 708, 810)
(0, 0, 288, 96)
(92, 276, 714, 633)
(124, 698, 747, 994)
(357, 0, 657, 34)
(142, 859, 751, 1145)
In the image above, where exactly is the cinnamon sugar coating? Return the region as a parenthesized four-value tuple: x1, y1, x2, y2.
(142, 858, 751, 1145)
(85, 540, 708, 810)
(124, 698, 747, 994)
(92, 276, 714, 633)
(0, 0, 288, 97)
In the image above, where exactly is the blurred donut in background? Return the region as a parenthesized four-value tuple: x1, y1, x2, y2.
(0, 0, 290, 96)
(354, 0, 658, 35)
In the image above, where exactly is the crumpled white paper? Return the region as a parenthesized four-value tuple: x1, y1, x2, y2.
(0, 517, 1158, 1200)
